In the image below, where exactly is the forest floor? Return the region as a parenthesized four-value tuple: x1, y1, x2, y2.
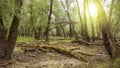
(0, 37, 112, 68)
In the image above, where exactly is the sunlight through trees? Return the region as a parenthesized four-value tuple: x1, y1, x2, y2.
(0, 0, 120, 67)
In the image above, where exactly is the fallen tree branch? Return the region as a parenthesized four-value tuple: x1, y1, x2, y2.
(38, 45, 88, 62)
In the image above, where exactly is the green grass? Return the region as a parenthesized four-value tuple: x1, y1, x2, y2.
(97, 63, 110, 68)
(14, 47, 23, 53)
(63, 39, 72, 42)
(17, 37, 35, 43)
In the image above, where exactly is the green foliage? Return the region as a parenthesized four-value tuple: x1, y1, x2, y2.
(0, 0, 14, 15)
(53, 0, 66, 20)
(0, 0, 15, 30)
(112, 58, 120, 68)
(20, 0, 49, 33)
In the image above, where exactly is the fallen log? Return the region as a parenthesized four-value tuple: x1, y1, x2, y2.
(71, 40, 103, 45)
(16, 42, 95, 62)
(38, 45, 88, 62)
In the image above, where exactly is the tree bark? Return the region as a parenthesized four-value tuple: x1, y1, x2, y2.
(4, 0, 22, 60)
(0, 17, 6, 59)
(5, 16, 20, 60)
(45, 0, 53, 42)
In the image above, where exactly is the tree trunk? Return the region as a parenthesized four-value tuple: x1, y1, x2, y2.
(34, 28, 38, 39)
(69, 23, 74, 37)
(5, 16, 20, 60)
(50, 30, 55, 36)
(83, 0, 90, 42)
(34, 27, 41, 40)
(45, 0, 53, 42)
(21, 27, 25, 37)
(59, 23, 66, 38)
(0, 17, 6, 59)
(4, 0, 22, 60)
(94, 0, 120, 58)
(56, 25, 62, 36)
(96, 21, 101, 39)
(60, 0, 79, 40)
(86, 0, 95, 41)
(91, 21, 95, 41)
(76, 0, 84, 37)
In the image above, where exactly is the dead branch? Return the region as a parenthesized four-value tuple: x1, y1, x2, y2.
(38, 45, 88, 62)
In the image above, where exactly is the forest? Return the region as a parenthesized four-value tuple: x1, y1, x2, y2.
(0, 0, 120, 68)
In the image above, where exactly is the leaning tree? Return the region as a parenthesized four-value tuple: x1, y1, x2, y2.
(95, 0, 120, 59)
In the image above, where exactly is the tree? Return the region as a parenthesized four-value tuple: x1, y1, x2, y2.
(60, 0, 79, 40)
(86, 0, 95, 41)
(19, 0, 49, 39)
(0, 0, 22, 60)
(83, 0, 90, 42)
(45, 0, 53, 42)
(76, 0, 84, 38)
(94, 0, 120, 58)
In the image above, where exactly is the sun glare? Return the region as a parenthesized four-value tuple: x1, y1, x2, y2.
(88, 4, 98, 17)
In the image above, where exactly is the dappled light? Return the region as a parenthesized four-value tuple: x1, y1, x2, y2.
(0, 0, 120, 68)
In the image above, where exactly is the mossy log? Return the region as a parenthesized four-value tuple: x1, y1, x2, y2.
(38, 45, 88, 62)
(19, 44, 94, 62)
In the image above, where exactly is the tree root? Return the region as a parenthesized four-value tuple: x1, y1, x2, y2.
(38, 45, 88, 62)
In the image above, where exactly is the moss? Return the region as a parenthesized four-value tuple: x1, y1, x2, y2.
(13, 47, 23, 53)
(17, 37, 34, 43)
(39, 45, 88, 62)
(63, 39, 72, 42)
